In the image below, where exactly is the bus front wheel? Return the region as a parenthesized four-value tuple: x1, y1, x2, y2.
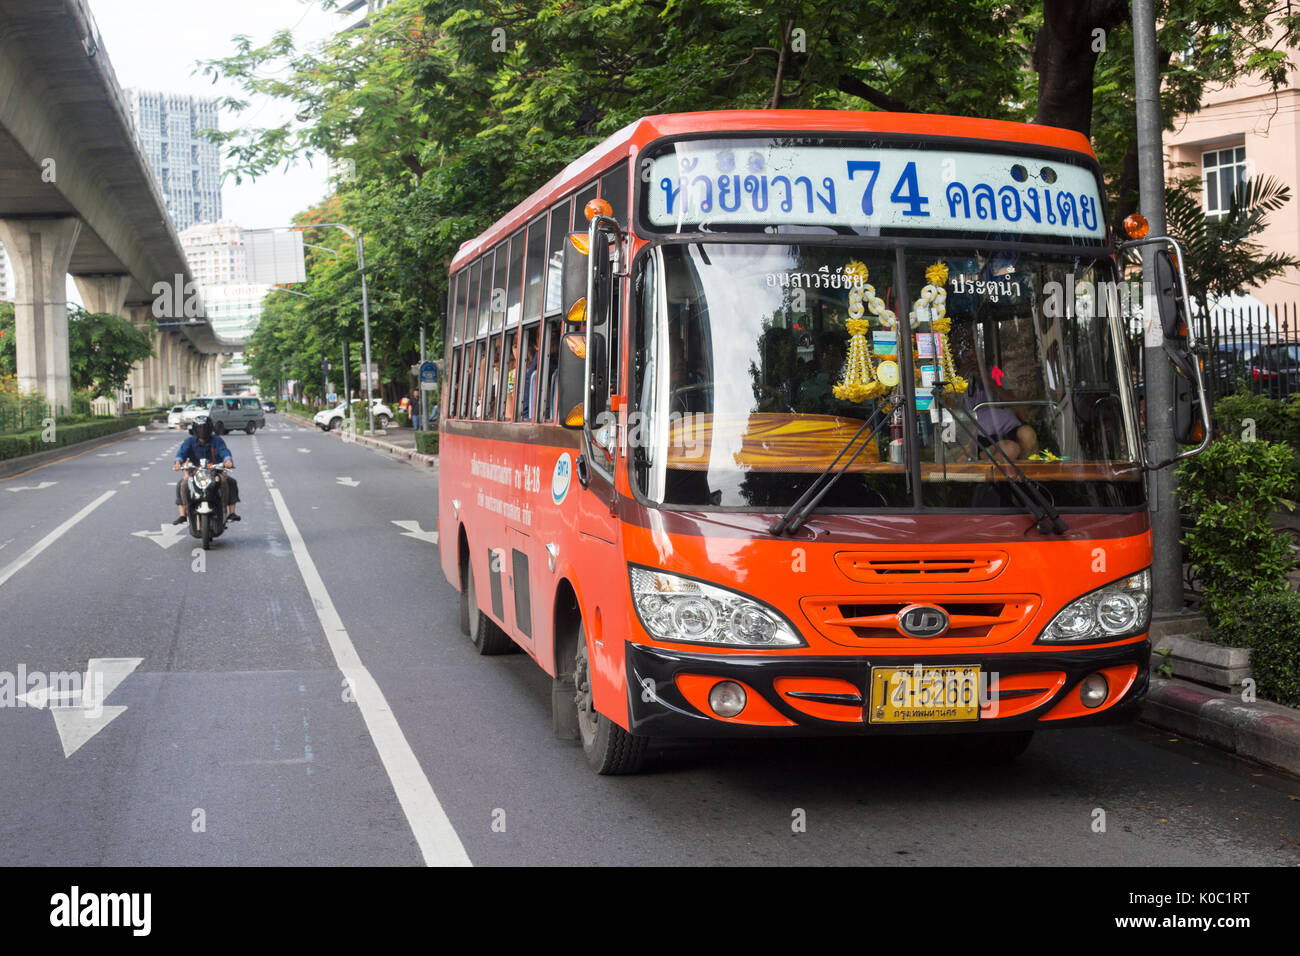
(464, 552, 513, 655)
(572, 621, 647, 775)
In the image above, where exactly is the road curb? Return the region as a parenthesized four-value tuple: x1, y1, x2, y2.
(1141, 677, 1300, 777)
(285, 412, 438, 470)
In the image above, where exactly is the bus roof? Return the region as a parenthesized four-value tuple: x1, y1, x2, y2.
(448, 109, 1098, 272)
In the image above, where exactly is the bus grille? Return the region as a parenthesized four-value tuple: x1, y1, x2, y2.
(800, 596, 1039, 646)
(834, 550, 1008, 584)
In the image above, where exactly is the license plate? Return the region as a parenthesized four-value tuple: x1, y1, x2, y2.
(869, 666, 981, 724)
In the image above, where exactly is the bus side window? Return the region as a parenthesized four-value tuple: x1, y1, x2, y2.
(500, 330, 517, 421)
(541, 318, 560, 423)
(518, 326, 539, 421)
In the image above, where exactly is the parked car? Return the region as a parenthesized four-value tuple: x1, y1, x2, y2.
(1211, 338, 1271, 395)
(166, 404, 187, 429)
(1245, 343, 1300, 395)
(314, 398, 394, 431)
(180, 395, 267, 434)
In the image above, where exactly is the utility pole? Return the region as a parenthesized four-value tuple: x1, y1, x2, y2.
(1133, 0, 1182, 616)
(342, 341, 351, 406)
(419, 323, 426, 432)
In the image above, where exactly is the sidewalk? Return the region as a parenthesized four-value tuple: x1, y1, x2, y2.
(286, 413, 437, 469)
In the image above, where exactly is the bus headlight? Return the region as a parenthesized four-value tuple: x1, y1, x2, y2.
(1038, 569, 1151, 643)
(629, 566, 805, 648)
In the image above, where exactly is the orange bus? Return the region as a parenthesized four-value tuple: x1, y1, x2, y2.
(437, 110, 1206, 774)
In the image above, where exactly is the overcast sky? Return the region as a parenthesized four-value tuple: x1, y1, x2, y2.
(89, 0, 343, 230)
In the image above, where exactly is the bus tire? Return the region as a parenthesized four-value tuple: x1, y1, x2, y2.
(573, 621, 647, 774)
(465, 552, 513, 655)
(457, 546, 471, 636)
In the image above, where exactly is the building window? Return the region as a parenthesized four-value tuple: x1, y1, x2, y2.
(1203, 146, 1247, 218)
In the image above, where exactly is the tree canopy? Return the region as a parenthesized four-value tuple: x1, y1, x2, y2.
(203, 1, 1300, 391)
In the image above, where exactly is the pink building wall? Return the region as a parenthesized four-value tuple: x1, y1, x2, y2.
(1165, 44, 1300, 314)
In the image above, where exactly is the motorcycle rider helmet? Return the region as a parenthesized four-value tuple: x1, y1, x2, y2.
(191, 415, 213, 443)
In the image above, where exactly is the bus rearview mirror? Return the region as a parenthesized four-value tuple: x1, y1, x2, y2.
(1154, 251, 1187, 340)
(561, 233, 589, 320)
(557, 332, 586, 429)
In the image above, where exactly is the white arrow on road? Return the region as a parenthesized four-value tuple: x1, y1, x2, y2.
(131, 522, 189, 549)
(17, 657, 143, 757)
(6, 481, 56, 493)
(336, 477, 360, 487)
(392, 520, 438, 544)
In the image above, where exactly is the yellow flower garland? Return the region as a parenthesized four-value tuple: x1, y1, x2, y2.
(833, 261, 890, 402)
(910, 261, 967, 394)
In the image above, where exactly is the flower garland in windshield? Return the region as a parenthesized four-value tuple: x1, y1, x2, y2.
(833, 261, 893, 402)
(911, 262, 968, 394)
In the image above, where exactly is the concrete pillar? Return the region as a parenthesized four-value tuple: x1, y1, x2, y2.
(123, 305, 152, 407)
(0, 218, 83, 412)
(73, 275, 131, 317)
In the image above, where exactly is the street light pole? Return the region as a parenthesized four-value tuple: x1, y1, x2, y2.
(1132, 0, 1182, 615)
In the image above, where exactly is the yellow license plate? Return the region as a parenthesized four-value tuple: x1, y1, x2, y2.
(869, 666, 981, 724)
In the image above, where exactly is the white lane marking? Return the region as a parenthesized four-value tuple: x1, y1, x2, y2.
(257, 448, 469, 866)
(298, 448, 310, 453)
(0, 491, 116, 590)
(337, 477, 359, 487)
(18, 657, 143, 757)
(6, 481, 57, 493)
(131, 522, 189, 549)
(97, 451, 125, 457)
(392, 520, 438, 544)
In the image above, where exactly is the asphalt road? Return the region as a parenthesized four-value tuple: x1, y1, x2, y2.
(0, 418, 1297, 866)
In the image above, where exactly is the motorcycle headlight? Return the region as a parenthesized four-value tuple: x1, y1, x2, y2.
(193, 470, 213, 490)
(1038, 569, 1151, 643)
(629, 566, 804, 647)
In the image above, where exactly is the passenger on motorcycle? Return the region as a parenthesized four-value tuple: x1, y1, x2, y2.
(172, 415, 240, 525)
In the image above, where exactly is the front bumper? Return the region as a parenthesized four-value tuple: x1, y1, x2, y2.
(626, 640, 1149, 737)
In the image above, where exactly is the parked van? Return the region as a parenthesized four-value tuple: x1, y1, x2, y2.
(180, 396, 267, 434)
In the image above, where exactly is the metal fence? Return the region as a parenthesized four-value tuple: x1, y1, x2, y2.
(1125, 302, 1300, 405)
(0, 402, 66, 435)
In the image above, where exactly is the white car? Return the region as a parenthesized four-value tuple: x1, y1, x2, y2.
(166, 405, 187, 429)
(314, 399, 394, 431)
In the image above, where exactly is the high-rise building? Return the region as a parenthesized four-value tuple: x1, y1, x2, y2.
(127, 89, 223, 232)
(179, 221, 249, 287)
(179, 221, 268, 390)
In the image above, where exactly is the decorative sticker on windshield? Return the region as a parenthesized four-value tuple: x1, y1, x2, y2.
(647, 143, 1104, 240)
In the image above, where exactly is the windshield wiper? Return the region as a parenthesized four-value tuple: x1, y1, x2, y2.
(770, 401, 893, 537)
(931, 388, 1068, 535)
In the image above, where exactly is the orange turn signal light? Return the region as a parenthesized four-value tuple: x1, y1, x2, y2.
(564, 403, 584, 427)
(566, 297, 587, 325)
(564, 332, 586, 359)
(1123, 213, 1149, 239)
(567, 232, 589, 255)
(584, 197, 613, 221)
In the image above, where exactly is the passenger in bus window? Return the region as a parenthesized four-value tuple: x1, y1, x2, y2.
(519, 335, 537, 420)
(542, 332, 560, 422)
(503, 338, 518, 420)
(486, 339, 502, 419)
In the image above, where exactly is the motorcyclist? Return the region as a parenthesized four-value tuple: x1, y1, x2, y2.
(172, 415, 240, 525)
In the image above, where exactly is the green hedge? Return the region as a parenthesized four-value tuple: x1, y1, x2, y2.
(415, 429, 439, 455)
(1212, 592, 1300, 708)
(0, 415, 145, 461)
(1177, 438, 1296, 624)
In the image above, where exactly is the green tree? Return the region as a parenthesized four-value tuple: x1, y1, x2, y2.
(67, 307, 155, 401)
(0, 301, 14, 378)
(1164, 173, 1300, 322)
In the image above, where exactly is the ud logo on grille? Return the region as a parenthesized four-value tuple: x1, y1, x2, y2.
(897, 604, 950, 638)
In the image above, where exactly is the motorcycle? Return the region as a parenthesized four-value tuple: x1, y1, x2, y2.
(183, 459, 228, 550)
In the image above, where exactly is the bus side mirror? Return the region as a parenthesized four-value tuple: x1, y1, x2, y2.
(1154, 250, 1188, 339)
(1166, 344, 1206, 445)
(557, 331, 586, 428)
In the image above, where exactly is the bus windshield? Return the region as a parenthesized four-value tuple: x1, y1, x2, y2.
(630, 242, 1142, 512)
